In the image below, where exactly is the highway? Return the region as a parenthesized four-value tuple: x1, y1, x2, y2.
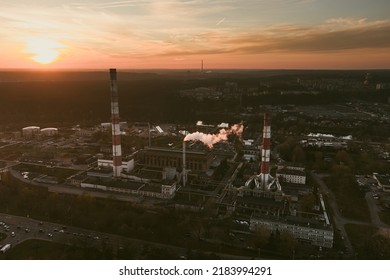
(0, 213, 129, 256)
(0, 213, 253, 260)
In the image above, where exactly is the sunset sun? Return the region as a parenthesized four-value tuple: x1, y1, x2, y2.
(24, 37, 65, 65)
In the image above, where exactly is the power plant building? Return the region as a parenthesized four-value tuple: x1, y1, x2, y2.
(139, 146, 214, 172)
(232, 113, 333, 248)
(97, 158, 134, 173)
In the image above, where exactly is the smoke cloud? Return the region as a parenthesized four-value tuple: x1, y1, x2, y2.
(184, 122, 244, 148)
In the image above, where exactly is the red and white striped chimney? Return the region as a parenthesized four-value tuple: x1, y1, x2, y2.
(260, 112, 271, 189)
(110, 68, 122, 177)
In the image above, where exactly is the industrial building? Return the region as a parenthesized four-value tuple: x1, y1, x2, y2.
(66, 69, 179, 201)
(97, 158, 134, 174)
(276, 168, 306, 185)
(80, 177, 176, 200)
(226, 113, 333, 248)
(250, 214, 334, 248)
(242, 139, 260, 161)
(138, 146, 214, 172)
(373, 173, 390, 192)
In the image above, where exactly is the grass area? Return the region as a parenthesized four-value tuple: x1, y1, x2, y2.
(345, 224, 390, 259)
(1, 240, 108, 260)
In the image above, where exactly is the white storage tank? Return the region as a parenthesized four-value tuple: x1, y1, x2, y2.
(22, 126, 40, 138)
(40, 127, 58, 137)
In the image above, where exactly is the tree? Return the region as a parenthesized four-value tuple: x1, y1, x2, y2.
(313, 151, 325, 171)
(292, 145, 306, 162)
(279, 231, 298, 258)
(335, 150, 354, 168)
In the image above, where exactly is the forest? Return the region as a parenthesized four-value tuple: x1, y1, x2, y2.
(0, 69, 389, 129)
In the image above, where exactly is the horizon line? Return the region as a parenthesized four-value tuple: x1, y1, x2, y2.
(1, 67, 390, 72)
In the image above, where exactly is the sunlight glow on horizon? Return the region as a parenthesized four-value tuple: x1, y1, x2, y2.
(24, 37, 66, 65)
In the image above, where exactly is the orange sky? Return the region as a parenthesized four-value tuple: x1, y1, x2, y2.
(1, 0, 390, 69)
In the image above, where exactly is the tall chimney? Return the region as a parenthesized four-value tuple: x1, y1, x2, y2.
(110, 68, 122, 177)
(148, 122, 151, 147)
(260, 112, 271, 189)
(182, 141, 187, 187)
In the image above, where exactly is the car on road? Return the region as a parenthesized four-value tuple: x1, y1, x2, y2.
(1, 244, 12, 253)
(47, 233, 53, 238)
(11, 232, 15, 237)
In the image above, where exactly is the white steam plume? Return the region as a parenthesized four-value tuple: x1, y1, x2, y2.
(184, 122, 244, 148)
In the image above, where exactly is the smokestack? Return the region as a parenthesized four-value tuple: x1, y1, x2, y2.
(110, 68, 122, 177)
(182, 141, 187, 187)
(201, 60, 203, 73)
(260, 112, 271, 189)
(148, 122, 151, 147)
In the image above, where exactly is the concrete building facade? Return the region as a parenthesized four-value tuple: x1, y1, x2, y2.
(250, 214, 334, 248)
(140, 147, 214, 172)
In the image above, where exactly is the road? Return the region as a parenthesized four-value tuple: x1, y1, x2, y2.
(0, 213, 127, 254)
(364, 191, 389, 229)
(0, 213, 254, 260)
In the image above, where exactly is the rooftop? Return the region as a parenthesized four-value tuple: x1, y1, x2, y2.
(375, 174, 390, 186)
(145, 146, 210, 155)
(277, 168, 306, 176)
(251, 213, 333, 231)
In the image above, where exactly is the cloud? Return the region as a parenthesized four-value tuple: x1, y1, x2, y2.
(0, 1, 389, 68)
(232, 19, 390, 53)
(155, 18, 390, 57)
(216, 18, 225, 26)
